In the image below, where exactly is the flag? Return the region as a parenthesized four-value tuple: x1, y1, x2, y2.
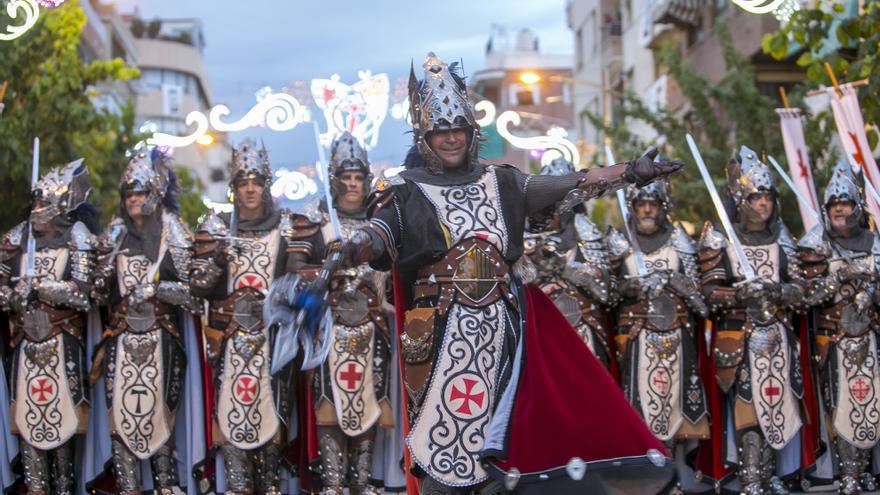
(827, 83, 880, 220)
(777, 108, 821, 231)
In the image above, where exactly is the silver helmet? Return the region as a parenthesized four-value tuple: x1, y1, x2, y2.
(120, 151, 167, 216)
(408, 52, 480, 174)
(539, 157, 575, 176)
(230, 139, 272, 186)
(30, 159, 91, 225)
(626, 178, 672, 210)
(726, 145, 777, 208)
(823, 160, 865, 226)
(329, 131, 372, 205)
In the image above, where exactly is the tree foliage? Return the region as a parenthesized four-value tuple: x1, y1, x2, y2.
(589, 21, 835, 233)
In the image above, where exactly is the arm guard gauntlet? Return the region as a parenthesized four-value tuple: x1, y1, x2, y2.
(190, 258, 224, 291)
(36, 280, 89, 312)
(0, 285, 12, 311)
(668, 271, 709, 317)
(563, 261, 610, 304)
(156, 281, 202, 313)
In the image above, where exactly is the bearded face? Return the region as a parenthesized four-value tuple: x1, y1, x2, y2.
(633, 199, 662, 235)
(828, 199, 856, 234)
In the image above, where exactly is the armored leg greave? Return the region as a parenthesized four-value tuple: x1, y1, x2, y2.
(348, 433, 375, 495)
(738, 430, 765, 495)
(20, 441, 50, 495)
(837, 438, 868, 495)
(51, 440, 75, 495)
(254, 442, 282, 495)
(151, 440, 179, 493)
(318, 427, 346, 494)
(112, 437, 142, 495)
(221, 444, 255, 494)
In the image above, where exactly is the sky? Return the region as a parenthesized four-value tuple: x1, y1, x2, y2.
(133, 0, 573, 168)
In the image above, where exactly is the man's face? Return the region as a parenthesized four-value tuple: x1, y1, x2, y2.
(828, 199, 855, 232)
(337, 170, 367, 208)
(234, 177, 265, 213)
(746, 192, 774, 224)
(427, 128, 469, 167)
(633, 199, 661, 235)
(124, 191, 148, 220)
(30, 199, 54, 233)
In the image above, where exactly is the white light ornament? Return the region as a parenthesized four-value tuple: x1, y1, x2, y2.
(270, 168, 319, 202)
(311, 71, 389, 150)
(148, 92, 307, 148)
(495, 110, 580, 167)
(730, 0, 800, 22)
(2, 0, 40, 41)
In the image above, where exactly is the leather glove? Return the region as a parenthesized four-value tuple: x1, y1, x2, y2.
(625, 147, 684, 187)
(12, 279, 37, 312)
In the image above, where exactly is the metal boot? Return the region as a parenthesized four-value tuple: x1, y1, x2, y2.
(738, 431, 765, 495)
(319, 431, 346, 494)
(111, 438, 142, 495)
(151, 441, 180, 494)
(52, 441, 75, 495)
(221, 444, 254, 494)
(20, 441, 50, 495)
(349, 437, 377, 495)
(837, 438, 864, 495)
(255, 442, 282, 495)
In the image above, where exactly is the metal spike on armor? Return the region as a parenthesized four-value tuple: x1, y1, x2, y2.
(30, 159, 91, 225)
(726, 145, 777, 208)
(330, 131, 370, 177)
(120, 151, 167, 216)
(230, 138, 272, 186)
(625, 178, 672, 210)
(409, 51, 480, 174)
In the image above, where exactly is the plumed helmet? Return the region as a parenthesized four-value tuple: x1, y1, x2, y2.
(31, 159, 91, 225)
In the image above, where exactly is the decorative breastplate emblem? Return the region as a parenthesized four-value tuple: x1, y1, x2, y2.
(453, 242, 501, 305)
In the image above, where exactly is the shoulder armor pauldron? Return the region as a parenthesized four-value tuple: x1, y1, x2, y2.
(163, 212, 193, 248)
(68, 221, 96, 250)
(776, 222, 797, 258)
(574, 213, 603, 242)
(98, 217, 126, 253)
(698, 221, 727, 251)
(0, 222, 25, 260)
(604, 227, 630, 258)
(671, 223, 696, 255)
(296, 199, 325, 225)
(367, 177, 403, 218)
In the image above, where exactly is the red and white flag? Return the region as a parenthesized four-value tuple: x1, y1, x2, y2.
(827, 83, 880, 220)
(776, 108, 820, 232)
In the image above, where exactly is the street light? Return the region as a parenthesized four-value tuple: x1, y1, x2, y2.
(519, 71, 542, 86)
(197, 133, 214, 146)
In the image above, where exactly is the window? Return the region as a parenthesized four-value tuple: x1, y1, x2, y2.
(576, 27, 584, 72)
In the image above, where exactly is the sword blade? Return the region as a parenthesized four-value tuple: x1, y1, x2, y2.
(605, 146, 648, 277)
(314, 121, 342, 241)
(25, 137, 39, 278)
(766, 155, 822, 225)
(685, 134, 757, 281)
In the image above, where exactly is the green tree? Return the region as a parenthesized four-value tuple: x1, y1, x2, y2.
(590, 22, 831, 233)
(175, 167, 208, 227)
(763, 2, 880, 148)
(0, 0, 139, 229)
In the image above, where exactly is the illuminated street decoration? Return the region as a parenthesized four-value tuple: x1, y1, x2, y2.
(730, 0, 800, 21)
(270, 167, 319, 201)
(311, 71, 389, 150)
(148, 92, 307, 148)
(1, 0, 41, 41)
(495, 110, 580, 167)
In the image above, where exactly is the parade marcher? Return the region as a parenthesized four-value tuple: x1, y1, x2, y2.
(606, 179, 710, 492)
(699, 146, 806, 495)
(798, 161, 880, 494)
(0, 159, 97, 494)
(524, 157, 615, 370)
(288, 52, 684, 494)
(190, 139, 323, 494)
(89, 150, 204, 494)
(304, 131, 395, 495)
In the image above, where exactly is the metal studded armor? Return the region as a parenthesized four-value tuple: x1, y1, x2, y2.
(0, 159, 95, 495)
(698, 147, 806, 495)
(311, 132, 392, 495)
(798, 162, 880, 495)
(606, 182, 709, 448)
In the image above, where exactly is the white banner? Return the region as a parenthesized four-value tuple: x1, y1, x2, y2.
(776, 108, 820, 231)
(827, 83, 880, 220)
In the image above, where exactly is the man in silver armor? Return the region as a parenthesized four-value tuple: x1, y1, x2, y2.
(798, 162, 880, 494)
(606, 179, 709, 492)
(699, 147, 806, 495)
(310, 131, 393, 495)
(191, 140, 323, 494)
(299, 52, 683, 494)
(524, 157, 615, 370)
(90, 151, 198, 494)
(0, 160, 96, 495)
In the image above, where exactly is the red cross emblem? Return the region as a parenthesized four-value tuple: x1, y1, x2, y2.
(851, 378, 872, 403)
(237, 274, 265, 290)
(649, 369, 671, 396)
(234, 376, 258, 405)
(29, 377, 55, 405)
(796, 149, 819, 209)
(337, 362, 364, 392)
(849, 132, 868, 170)
(762, 377, 783, 406)
(446, 376, 487, 418)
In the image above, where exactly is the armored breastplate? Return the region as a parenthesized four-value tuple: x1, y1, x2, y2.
(727, 242, 780, 282)
(825, 247, 875, 337)
(20, 247, 69, 283)
(117, 253, 152, 297)
(18, 248, 71, 342)
(624, 243, 680, 277)
(229, 228, 280, 293)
